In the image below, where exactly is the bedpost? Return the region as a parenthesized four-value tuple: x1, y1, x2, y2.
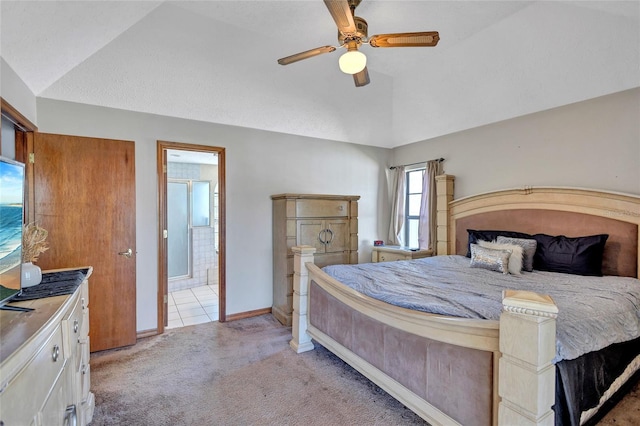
(290, 245, 317, 353)
(498, 290, 558, 426)
(435, 174, 455, 255)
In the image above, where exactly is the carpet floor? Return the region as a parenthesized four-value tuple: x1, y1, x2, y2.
(89, 314, 640, 425)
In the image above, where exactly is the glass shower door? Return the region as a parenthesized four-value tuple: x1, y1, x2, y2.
(167, 181, 190, 278)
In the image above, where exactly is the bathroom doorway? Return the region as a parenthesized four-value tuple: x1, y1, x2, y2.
(157, 141, 225, 332)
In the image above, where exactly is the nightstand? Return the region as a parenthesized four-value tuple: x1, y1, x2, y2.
(371, 246, 433, 263)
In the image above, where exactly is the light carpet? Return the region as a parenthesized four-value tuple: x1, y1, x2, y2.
(89, 314, 639, 425)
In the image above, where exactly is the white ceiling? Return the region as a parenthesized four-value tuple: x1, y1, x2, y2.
(1, 1, 638, 148)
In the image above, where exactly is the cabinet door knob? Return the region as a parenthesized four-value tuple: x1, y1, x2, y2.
(52, 344, 60, 362)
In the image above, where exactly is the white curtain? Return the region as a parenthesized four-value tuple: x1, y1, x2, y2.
(387, 166, 406, 245)
(418, 160, 443, 250)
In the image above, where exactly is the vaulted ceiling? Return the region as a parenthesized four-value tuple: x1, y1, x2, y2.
(1, 1, 638, 148)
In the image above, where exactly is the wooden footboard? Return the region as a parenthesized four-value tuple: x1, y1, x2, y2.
(290, 246, 558, 426)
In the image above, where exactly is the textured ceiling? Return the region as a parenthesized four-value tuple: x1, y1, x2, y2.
(1, 1, 638, 148)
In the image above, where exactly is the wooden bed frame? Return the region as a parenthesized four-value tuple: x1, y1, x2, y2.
(289, 175, 640, 426)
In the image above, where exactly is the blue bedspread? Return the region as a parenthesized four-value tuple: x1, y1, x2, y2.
(322, 255, 640, 362)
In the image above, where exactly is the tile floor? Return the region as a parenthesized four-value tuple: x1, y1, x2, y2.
(167, 284, 219, 329)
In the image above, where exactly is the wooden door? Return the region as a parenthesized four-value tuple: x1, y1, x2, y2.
(32, 133, 136, 352)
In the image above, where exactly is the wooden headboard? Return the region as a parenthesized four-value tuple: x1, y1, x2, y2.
(435, 176, 640, 279)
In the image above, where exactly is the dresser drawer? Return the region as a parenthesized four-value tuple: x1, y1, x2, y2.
(80, 280, 89, 311)
(39, 367, 72, 426)
(296, 199, 349, 218)
(0, 324, 65, 425)
(63, 296, 85, 371)
(81, 363, 91, 400)
(377, 252, 408, 262)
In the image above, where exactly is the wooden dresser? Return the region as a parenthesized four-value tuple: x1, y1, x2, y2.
(0, 267, 94, 426)
(272, 194, 359, 326)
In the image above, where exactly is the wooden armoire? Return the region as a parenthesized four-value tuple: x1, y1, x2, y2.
(271, 194, 359, 326)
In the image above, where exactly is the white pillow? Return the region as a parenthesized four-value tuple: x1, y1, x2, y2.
(477, 240, 523, 275)
(496, 236, 537, 272)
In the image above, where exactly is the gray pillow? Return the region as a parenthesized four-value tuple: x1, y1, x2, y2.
(496, 236, 537, 272)
(477, 240, 523, 274)
(469, 244, 510, 274)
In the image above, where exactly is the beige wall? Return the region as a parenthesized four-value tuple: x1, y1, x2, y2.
(392, 88, 640, 198)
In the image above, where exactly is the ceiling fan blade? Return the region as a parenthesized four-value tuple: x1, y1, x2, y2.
(353, 67, 370, 87)
(323, 0, 356, 35)
(277, 46, 337, 65)
(369, 31, 440, 48)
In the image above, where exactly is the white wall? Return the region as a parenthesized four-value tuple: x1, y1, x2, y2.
(1, 58, 37, 125)
(35, 98, 392, 332)
(392, 88, 640, 198)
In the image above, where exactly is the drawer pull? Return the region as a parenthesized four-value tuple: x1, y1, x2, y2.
(73, 319, 79, 333)
(318, 229, 334, 245)
(64, 404, 77, 426)
(325, 228, 334, 244)
(52, 344, 60, 362)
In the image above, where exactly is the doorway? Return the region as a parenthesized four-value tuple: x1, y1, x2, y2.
(157, 141, 225, 333)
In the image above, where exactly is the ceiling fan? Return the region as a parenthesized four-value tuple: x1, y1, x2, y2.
(277, 0, 440, 87)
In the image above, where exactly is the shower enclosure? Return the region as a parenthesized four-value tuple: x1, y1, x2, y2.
(167, 161, 218, 293)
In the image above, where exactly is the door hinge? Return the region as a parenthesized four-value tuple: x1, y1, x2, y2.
(163, 229, 168, 239)
(29, 153, 35, 164)
(163, 164, 167, 173)
(164, 294, 168, 304)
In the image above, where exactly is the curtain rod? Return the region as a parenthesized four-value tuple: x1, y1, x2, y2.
(389, 158, 444, 170)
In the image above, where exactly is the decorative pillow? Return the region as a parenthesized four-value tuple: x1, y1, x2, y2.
(469, 244, 511, 274)
(496, 236, 538, 272)
(532, 233, 609, 276)
(466, 229, 533, 258)
(477, 240, 524, 275)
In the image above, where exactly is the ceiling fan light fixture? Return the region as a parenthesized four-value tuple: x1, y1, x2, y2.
(339, 49, 366, 74)
(277, 1, 440, 86)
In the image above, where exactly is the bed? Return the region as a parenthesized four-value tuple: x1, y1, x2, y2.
(288, 177, 640, 426)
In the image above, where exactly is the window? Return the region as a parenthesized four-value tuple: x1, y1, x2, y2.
(404, 168, 425, 248)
